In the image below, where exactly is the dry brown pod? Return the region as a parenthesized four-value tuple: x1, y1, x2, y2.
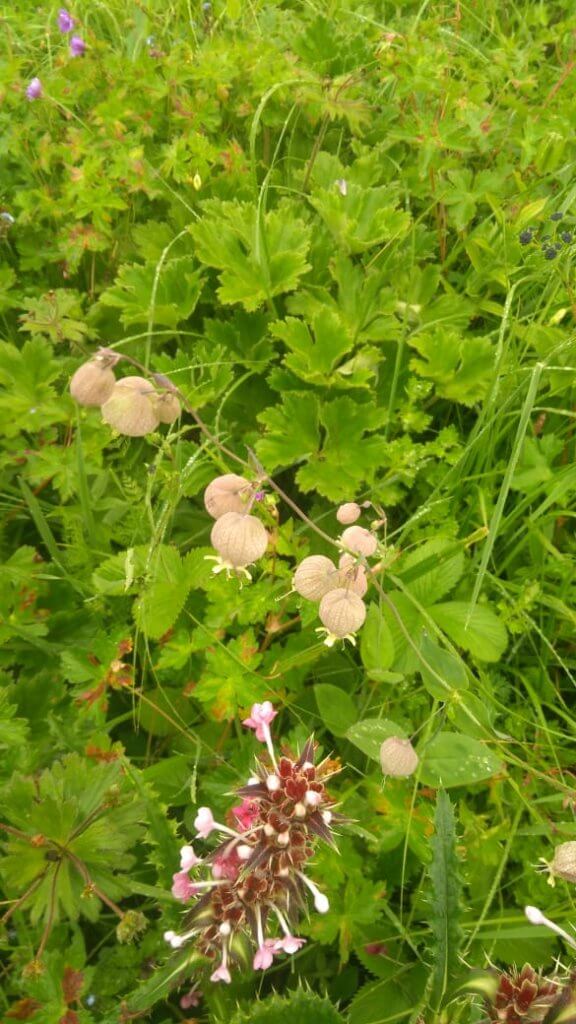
(293, 555, 340, 601)
(319, 588, 366, 638)
(379, 737, 419, 778)
(338, 554, 368, 597)
(154, 392, 181, 424)
(210, 511, 268, 567)
(70, 358, 116, 407)
(336, 502, 361, 525)
(204, 474, 251, 519)
(340, 525, 378, 557)
(101, 377, 160, 437)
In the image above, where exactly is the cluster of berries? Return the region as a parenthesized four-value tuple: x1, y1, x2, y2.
(519, 211, 573, 260)
(164, 703, 341, 987)
(70, 351, 181, 436)
(292, 502, 382, 647)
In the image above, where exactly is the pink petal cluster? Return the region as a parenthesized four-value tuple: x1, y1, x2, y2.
(171, 871, 198, 902)
(194, 806, 216, 838)
(232, 798, 260, 830)
(242, 700, 277, 741)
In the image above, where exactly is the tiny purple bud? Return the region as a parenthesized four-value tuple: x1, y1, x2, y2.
(70, 35, 86, 57)
(26, 78, 42, 101)
(58, 8, 75, 32)
(254, 490, 265, 501)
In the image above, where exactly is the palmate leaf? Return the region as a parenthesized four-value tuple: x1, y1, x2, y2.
(408, 327, 496, 406)
(310, 183, 411, 254)
(0, 754, 145, 923)
(98, 256, 203, 327)
(427, 791, 463, 1010)
(271, 309, 354, 384)
(189, 198, 311, 310)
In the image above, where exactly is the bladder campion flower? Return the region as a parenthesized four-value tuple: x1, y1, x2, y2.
(208, 511, 269, 578)
(317, 588, 366, 646)
(164, 705, 343, 987)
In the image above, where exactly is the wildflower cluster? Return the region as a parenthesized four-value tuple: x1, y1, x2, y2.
(27, 10, 86, 99)
(164, 703, 342, 985)
(69, 351, 181, 436)
(482, 963, 561, 1023)
(518, 210, 573, 260)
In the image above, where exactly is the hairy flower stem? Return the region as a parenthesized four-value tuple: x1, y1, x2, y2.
(0, 870, 49, 926)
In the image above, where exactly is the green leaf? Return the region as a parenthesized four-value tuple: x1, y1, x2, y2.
(419, 635, 468, 700)
(428, 602, 507, 662)
(360, 603, 396, 680)
(419, 732, 502, 788)
(230, 988, 345, 1024)
(256, 392, 320, 468)
(271, 309, 354, 384)
(428, 791, 463, 1009)
(346, 718, 407, 761)
(310, 183, 411, 254)
(314, 683, 358, 736)
(295, 397, 387, 500)
(189, 199, 311, 310)
(133, 547, 210, 639)
(398, 537, 464, 605)
(99, 257, 203, 327)
(408, 328, 496, 406)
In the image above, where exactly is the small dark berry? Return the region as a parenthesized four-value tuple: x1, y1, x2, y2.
(550, 211, 564, 221)
(561, 231, 573, 243)
(519, 230, 533, 245)
(544, 247, 557, 260)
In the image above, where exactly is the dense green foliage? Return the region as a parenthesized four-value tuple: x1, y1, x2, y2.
(1, 0, 576, 1021)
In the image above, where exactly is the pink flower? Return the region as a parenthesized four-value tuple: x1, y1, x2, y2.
(210, 963, 231, 984)
(253, 940, 277, 970)
(57, 8, 75, 32)
(180, 844, 201, 870)
(242, 701, 277, 742)
(212, 846, 241, 881)
(180, 989, 201, 1009)
(194, 806, 215, 838)
(274, 934, 306, 955)
(26, 78, 42, 101)
(233, 799, 260, 831)
(304, 789, 322, 807)
(171, 871, 197, 902)
(69, 35, 86, 57)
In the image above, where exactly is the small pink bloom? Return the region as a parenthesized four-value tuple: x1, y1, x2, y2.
(253, 940, 277, 970)
(212, 847, 241, 881)
(242, 701, 277, 742)
(69, 35, 86, 57)
(305, 789, 322, 807)
(26, 78, 42, 101)
(57, 9, 75, 32)
(194, 806, 215, 838)
(233, 798, 260, 831)
(180, 844, 201, 870)
(180, 989, 201, 1009)
(171, 871, 197, 902)
(210, 963, 231, 984)
(274, 934, 306, 955)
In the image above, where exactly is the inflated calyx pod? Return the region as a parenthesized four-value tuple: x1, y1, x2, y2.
(338, 554, 368, 597)
(210, 511, 268, 567)
(336, 502, 361, 525)
(70, 354, 117, 407)
(340, 525, 378, 557)
(293, 555, 340, 601)
(379, 737, 419, 778)
(154, 392, 181, 424)
(549, 842, 576, 884)
(101, 376, 160, 437)
(204, 474, 251, 519)
(319, 588, 366, 638)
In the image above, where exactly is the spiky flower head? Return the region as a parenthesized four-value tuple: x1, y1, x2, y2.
(164, 705, 343, 987)
(485, 963, 560, 1022)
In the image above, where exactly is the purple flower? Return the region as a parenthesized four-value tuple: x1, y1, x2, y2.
(58, 8, 75, 32)
(69, 35, 85, 57)
(26, 78, 42, 101)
